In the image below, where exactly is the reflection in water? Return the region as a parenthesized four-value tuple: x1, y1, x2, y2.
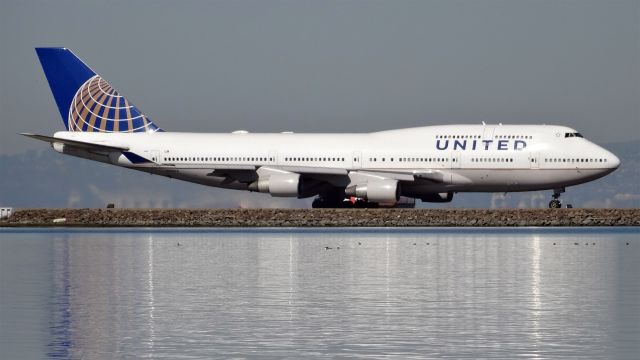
(530, 236, 542, 356)
(1, 228, 638, 359)
(47, 237, 72, 359)
(147, 235, 155, 357)
(288, 235, 293, 322)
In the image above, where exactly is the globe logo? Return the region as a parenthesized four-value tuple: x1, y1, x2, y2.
(67, 75, 160, 132)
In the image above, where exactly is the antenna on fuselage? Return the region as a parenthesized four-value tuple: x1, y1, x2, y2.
(482, 121, 486, 126)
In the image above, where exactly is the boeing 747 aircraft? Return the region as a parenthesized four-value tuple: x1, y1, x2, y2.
(25, 48, 620, 208)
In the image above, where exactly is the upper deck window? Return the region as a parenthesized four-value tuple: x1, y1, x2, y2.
(565, 132, 584, 138)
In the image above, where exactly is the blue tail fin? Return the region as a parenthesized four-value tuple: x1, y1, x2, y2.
(35, 48, 162, 132)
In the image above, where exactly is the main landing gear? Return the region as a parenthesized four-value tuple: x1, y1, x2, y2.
(549, 188, 565, 209)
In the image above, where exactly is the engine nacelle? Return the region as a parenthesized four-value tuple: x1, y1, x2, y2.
(421, 192, 453, 203)
(52, 142, 65, 153)
(250, 173, 301, 197)
(345, 179, 400, 203)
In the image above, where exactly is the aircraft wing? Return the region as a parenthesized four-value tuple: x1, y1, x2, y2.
(206, 165, 349, 185)
(347, 169, 450, 183)
(21, 133, 129, 152)
(208, 165, 452, 186)
(207, 168, 259, 183)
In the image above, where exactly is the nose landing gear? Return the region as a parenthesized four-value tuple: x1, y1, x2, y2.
(549, 188, 565, 209)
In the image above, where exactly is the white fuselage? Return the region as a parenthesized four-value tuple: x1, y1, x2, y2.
(52, 124, 620, 200)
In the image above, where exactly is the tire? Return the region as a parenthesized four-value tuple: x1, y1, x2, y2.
(312, 198, 329, 208)
(549, 199, 561, 209)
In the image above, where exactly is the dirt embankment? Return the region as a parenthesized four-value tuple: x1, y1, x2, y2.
(1, 208, 639, 227)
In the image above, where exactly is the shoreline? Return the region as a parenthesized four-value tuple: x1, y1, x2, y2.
(1, 208, 639, 227)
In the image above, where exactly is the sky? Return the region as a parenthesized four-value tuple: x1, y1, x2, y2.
(1, 0, 638, 156)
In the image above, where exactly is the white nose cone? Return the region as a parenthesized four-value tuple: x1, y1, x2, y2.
(600, 146, 621, 170)
(610, 153, 621, 169)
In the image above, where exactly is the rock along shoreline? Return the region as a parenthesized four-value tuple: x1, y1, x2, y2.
(1, 208, 639, 227)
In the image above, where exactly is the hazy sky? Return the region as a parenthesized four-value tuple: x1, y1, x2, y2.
(1, 0, 638, 155)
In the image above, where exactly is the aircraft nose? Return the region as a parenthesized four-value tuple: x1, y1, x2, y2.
(600, 146, 621, 170)
(594, 143, 620, 172)
(610, 153, 621, 169)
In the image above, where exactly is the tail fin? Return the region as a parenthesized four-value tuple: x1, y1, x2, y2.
(35, 48, 162, 132)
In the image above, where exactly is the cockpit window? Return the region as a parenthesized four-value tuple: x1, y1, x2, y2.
(565, 132, 584, 138)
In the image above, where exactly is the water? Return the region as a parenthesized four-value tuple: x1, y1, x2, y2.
(1, 227, 638, 359)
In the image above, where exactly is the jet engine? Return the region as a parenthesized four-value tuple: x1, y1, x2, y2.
(250, 173, 302, 197)
(421, 192, 453, 203)
(345, 179, 400, 203)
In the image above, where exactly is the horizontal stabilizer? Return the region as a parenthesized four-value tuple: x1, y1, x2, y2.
(21, 133, 129, 152)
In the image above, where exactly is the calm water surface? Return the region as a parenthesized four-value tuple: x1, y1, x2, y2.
(1, 227, 638, 359)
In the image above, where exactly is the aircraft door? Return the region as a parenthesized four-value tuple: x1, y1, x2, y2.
(529, 152, 539, 169)
(150, 150, 160, 163)
(352, 151, 362, 169)
(269, 150, 278, 165)
(451, 150, 461, 169)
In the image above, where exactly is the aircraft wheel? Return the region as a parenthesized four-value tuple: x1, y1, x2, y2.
(549, 199, 561, 209)
(312, 198, 331, 208)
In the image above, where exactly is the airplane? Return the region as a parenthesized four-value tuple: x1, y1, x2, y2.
(24, 48, 620, 209)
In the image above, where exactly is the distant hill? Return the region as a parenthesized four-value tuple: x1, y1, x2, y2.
(1, 140, 638, 209)
(0, 149, 305, 209)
